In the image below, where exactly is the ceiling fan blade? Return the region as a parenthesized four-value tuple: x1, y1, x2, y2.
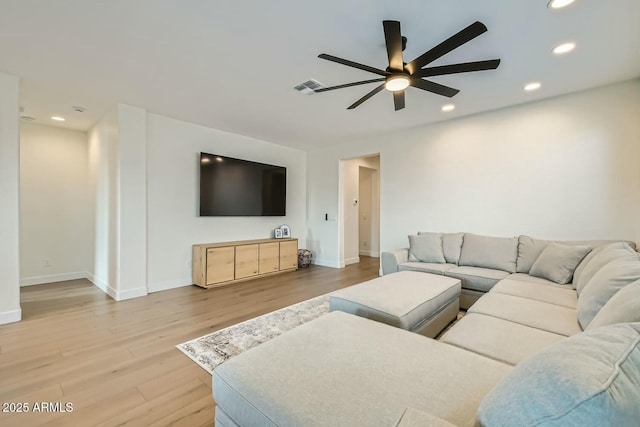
(383, 20, 404, 71)
(406, 21, 488, 74)
(393, 91, 405, 111)
(314, 78, 385, 93)
(318, 54, 388, 77)
(415, 59, 501, 77)
(347, 84, 386, 109)
(410, 78, 459, 98)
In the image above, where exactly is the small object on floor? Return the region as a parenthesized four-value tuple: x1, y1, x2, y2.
(298, 249, 312, 268)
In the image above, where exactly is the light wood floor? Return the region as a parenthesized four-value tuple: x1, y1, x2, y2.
(0, 257, 380, 426)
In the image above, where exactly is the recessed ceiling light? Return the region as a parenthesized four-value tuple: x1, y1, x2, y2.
(215, 156, 224, 162)
(524, 82, 542, 92)
(51, 116, 65, 122)
(553, 42, 576, 55)
(547, 0, 575, 9)
(441, 104, 455, 112)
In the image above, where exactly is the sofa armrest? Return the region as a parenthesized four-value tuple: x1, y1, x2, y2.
(394, 407, 458, 427)
(381, 248, 409, 275)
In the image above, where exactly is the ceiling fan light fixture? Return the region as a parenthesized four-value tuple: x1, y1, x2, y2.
(385, 75, 410, 92)
(547, 0, 575, 9)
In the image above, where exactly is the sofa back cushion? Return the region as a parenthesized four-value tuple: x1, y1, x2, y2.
(587, 279, 640, 330)
(408, 233, 445, 264)
(419, 232, 463, 264)
(577, 253, 640, 329)
(518, 237, 636, 275)
(458, 234, 518, 273)
(476, 322, 640, 427)
(528, 243, 592, 284)
(516, 236, 551, 273)
(574, 243, 637, 295)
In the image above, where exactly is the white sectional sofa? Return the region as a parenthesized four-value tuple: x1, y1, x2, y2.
(212, 233, 640, 426)
(381, 232, 634, 309)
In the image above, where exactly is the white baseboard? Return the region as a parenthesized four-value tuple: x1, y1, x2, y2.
(20, 271, 87, 286)
(86, 273, 147, 301)
(359, 250, 380, 258)
(117, 287, 148, 301)
(88, 274, 118, 300)
(147, 278, 192, 293)
(345, 257, 360, 266)
(311, 258, 342, 268)
(0, 308, 22, 325)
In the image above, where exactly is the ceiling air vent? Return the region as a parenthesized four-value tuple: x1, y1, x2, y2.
(294, 79, 325, 95)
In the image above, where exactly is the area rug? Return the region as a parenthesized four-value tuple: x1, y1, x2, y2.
(176, 293, 330, 374)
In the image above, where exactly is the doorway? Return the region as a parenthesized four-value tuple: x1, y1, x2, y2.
(339, 154, 380, 267)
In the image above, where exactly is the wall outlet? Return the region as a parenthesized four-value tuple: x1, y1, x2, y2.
(44, 258, 51, 267)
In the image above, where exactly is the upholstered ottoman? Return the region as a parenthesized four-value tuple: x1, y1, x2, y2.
(329, 271, 461, 338)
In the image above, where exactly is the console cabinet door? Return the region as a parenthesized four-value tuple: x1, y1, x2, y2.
(235, 244, 259, 279)
(279, 240, 298, 270)
(259, 242, 280, 274)
(206, 247, 235, 285)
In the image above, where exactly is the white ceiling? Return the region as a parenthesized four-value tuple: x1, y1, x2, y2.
(1, 1, 639, 151)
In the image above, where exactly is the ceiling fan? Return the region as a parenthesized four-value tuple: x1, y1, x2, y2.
(315, 20, 501, 111)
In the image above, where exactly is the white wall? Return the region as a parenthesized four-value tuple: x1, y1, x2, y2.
(88, 105, 148, 300)
(116, 105, 147, 299)
(146, 113, 307, 292)
(88, 108, 119, 296)
(0, 72, 21, 324)
(19, 123, 94, 285)
(307, 79, 640, 267)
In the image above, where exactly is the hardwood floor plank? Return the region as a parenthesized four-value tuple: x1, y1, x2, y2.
(0, 257, 380, 426)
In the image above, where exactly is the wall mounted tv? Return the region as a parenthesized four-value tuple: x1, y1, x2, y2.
(199, 152, 286, 216)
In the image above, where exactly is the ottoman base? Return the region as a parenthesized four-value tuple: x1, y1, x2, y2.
(412, 298, 459, 338)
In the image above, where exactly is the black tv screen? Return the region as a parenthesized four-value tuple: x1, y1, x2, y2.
(199, 153, 286, 216)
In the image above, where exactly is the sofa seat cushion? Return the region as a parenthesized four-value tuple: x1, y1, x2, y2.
(213, 311, 512, 427)
(329, 271, 460, 334)
(506, 272, 558, 286)
(468, 293, 581, 336)
(440, 313, 565, 366)
(477, 322, 640, 427)
(444, 266, 510, 292)
(458, 233, 518, 273)
(491, 279, 577, 309)
(588, 279, 640, 330)
(398, 262, 457, 275)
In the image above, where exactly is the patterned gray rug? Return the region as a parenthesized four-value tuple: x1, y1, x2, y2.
(176, 294, 330, 374)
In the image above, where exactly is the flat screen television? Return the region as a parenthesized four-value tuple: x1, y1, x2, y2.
(199, 152, 286, 216)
